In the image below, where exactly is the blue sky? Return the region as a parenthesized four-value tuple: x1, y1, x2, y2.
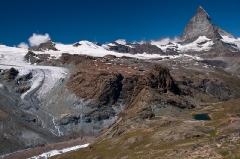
(0, 0, 239, 46)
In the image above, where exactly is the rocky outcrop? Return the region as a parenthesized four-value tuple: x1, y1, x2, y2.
(37, 40, 57, 51)
(24, 51, 50, 64)
(134, 65, 181, 95)
(28, 40, 57, 51)
(107, 42, 165, 54)
(24, 51, 62, 66)
(3, 67, 19, 80)
(67, 70, 123, 105)
(107, 41, 131, 53)
(1, 68, 32, 94)
(198, 78, 232, 101)
(200, 60, 228, 69)
(61, 53, 95, 65)
(131, 43, 165, 54)
(101, 65, 194, 138)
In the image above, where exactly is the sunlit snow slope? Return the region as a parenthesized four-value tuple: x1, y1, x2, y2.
(0, 44, 68, 100)
(32, 40, 177, 59)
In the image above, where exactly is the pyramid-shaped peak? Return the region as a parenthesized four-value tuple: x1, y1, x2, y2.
(181, 6, 212, 42)
(197, 6, 206, 13)
(197, 6, 211, 20)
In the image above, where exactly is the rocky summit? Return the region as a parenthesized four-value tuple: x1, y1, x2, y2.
(1, 6, 240, 159)
(182, 6, 213, 43)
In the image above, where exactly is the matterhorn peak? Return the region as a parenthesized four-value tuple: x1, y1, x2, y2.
(181, 6, 212, 43)
(197, 6, 211, 21)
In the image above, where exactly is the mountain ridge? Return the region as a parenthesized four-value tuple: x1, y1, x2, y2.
(1, 6, 240, 158)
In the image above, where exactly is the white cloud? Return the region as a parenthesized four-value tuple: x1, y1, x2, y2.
(18, 42, 29, 49)
(151, 37, 181, 46)
(138, 40, 146, 45)
(28, 33, 51, 47)
(132, 40, 146, 45)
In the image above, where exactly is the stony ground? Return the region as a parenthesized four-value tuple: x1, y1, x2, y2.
(2, 136, 95, 159)
(51, 55, 240, 159)
(52, 99, 240, 159)
(2, 52, 240, 158)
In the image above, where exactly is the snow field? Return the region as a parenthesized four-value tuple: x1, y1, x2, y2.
(28, 143, 89, 159)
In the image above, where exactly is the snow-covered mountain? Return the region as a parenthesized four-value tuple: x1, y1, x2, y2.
(155, 6, 240, 54)
(1, 6, 240, 158)
(17, 7, 240, 60)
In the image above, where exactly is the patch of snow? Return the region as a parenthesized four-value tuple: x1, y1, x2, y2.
(17, 68, 31, 76)
(152, 36, 213, 53)
(151, 37, 181, 52)
(36, 67, 67, 100)
(28, 143, 89, 159)
(126, 44, 135, 48)
(0, 83, 4, 89)
(221, 35, 240, 50)
(178, 36, 213, 53)
(107, 43, 116, 46)
(102, 44, 110, 50)
(115, 39, 126, 45)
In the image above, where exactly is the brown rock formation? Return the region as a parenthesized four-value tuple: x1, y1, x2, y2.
(133, 65, 181, 96)
(28, 40, 58, 51)
(97, 65, 194, 138)
(3, 67, 19, 80)
(67, 70, 123, 105)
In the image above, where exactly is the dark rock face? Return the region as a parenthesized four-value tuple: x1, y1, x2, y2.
(28, 40, 57, 51)
(200, 60, 228, 69)
(1, 68, 32, 94)
(61, 53, 95, 65)
(3, 68, 19, 80)
(134, 65, 181, 96)
(0, 93, 59, 156)
(24, 51, 50, 63)
(38, 40, 57, 51)
(104, 54, 117, 59)
(127, 65, 191, 111)
(101, 65, 195, 138)
(67, 71, 123, 105)
(107, 42, 165, 55)
(199, 79, 232, 101)
(130, 43, 165, 54)
(73, 42, 81, 47)
(108, 42, 131, 53)
(24, 51, 62, 66)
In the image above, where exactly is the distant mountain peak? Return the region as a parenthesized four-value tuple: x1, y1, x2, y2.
(197, 6, 210, 20)
(181, 6, 212, 43)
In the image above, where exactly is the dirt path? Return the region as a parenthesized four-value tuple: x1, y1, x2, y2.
(2, 136, 96, 159)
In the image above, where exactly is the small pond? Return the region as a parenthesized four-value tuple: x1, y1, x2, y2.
(194, 113, 211, 120)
